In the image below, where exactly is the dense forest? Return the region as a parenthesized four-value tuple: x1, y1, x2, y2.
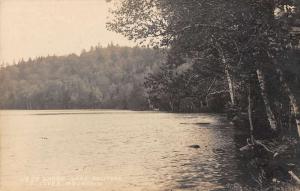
(0, 45, 163, 110)
(107, 0, 300, 189)
(107, 0, 300, 136)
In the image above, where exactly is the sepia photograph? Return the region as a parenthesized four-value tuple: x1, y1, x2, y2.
(0, 0, 300, 190)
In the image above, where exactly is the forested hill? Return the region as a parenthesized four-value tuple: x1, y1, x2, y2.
(0, 45, 163, 110)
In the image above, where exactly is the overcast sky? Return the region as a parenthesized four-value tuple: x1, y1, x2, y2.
(0, 0, 135, 64)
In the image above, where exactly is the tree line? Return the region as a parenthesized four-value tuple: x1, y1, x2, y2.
(0, 45, 163, 110)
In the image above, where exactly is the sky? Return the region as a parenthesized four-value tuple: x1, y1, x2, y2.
(0, 0, 136, 64)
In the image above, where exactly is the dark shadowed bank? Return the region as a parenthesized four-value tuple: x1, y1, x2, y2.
(106, 0, 300, 190)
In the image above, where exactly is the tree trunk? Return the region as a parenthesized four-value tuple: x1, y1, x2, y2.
(205, 96, 209, 108)
(148, 98, 153, 110)
(215, 43, 235, 105)
(256, 69, 277, 131)
(248, 84, 254, 143)
(288, 171, 300, 185)
(277, 69, 300, 138)
(225, 66, 235, 106)
(169, 101, 174, 112)
(200, 100, 203, 108)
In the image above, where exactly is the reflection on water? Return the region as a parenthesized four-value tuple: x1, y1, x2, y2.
(0, 110, 248, 191)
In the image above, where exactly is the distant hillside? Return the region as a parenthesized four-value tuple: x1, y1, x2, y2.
(0, 45, 163, 109)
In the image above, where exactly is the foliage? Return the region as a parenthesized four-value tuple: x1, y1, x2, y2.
(108, 0, 300, 187)
(108, 0, 300, 135)
(0, 45, 163, 110)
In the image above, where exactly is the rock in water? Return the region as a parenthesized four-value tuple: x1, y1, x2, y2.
(189, 145, 200, 149)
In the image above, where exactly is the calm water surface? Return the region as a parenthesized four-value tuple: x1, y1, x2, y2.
(0, 110, 247, 191)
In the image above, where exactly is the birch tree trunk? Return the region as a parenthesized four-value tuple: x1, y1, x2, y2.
(200, 100, 203, 108)
(276, 69, 300, 138)
(148, 98, 154, 110)
(205, 96, 209, 108)
(215, 42, 235, 105)
(169, 100, 174, 112)
(248, 84, 254, 143)
(256, 69, 277, 131)
(225, 66, 235, 106)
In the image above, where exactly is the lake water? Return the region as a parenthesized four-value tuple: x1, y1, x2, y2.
(0, 110, 248, 191)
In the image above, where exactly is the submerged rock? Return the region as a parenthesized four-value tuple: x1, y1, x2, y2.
(213, 148, 226, 153)
(189, 144, 200, 149)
